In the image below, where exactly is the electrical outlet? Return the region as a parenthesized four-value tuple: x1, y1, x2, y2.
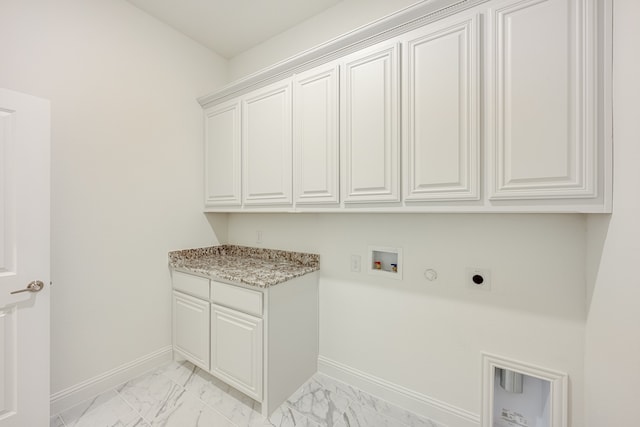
(466, 267, 491, 290)
(256, 231, 263, 244)
(351, 255, 361, 272)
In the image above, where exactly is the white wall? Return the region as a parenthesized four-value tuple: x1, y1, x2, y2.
(1, 0, 624, 424)
(228, 0, 421, 80)
(220, 1, 594, 425)
(0, 0, 228, 395)
(223, 2, 590, 425)
(584, 0, 640, 425)
(226, 213, 587, 425)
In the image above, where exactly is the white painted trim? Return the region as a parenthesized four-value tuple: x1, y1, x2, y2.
(480, 352, 568, 427)
(50, 346, 172, 415)
(318, 355, 480, 427)
(198, 0, 491, 108)
(600, 0, 613, 212)
(203, 202, 612, 214)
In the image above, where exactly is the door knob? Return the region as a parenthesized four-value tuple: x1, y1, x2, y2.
(10, 280, 45, 295)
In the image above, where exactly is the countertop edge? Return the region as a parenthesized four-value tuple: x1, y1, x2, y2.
(170, 265, 320, 289)
(168, 245, 320, 289)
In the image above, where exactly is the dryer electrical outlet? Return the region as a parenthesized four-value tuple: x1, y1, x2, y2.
(466, 267, 491, 291)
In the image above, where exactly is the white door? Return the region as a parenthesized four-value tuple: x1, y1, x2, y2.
(293, 63, 340, 205)
(487, 0, 598, 201)
(210, 304, 262, 401)
(204, 99, 242, 207)
(172, 291, 210, 371)
(341, 41, 400, 204)
(402, 13, 480, 202)
(242, 80, 293, 206)
(0, 88, 50, 427)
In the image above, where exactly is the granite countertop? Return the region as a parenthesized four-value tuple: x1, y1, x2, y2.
(168, 245, 320, 288)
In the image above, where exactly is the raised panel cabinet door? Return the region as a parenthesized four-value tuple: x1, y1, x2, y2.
(341, 42, 400, 203)
(173, 291, 210, 371)
(242, 80, 293, 206)
(293, 63, 340, 205)
(488, 0, 598, 200)
(204, 100, 241, 207)
(210, 304, 263, 401)
(402, 14, 481, 201)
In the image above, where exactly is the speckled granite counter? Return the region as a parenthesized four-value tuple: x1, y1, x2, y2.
(168, 245, 319, 288)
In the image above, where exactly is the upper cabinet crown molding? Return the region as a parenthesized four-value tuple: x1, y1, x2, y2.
(197, 0, 491, 108)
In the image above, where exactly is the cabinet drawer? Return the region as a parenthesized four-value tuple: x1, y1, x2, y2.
(173, 271, 209, 300)
(211, 281, 262, 317)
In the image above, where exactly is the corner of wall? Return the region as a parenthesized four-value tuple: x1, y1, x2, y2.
(206, 213, 230, 245)
(584, 214, 612, 314)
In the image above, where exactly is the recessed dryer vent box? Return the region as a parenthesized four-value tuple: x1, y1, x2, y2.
(481, 353, 568, 427)
(368, 246, 402, 280)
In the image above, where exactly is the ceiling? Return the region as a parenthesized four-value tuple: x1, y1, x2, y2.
(126, 0, 343, 58)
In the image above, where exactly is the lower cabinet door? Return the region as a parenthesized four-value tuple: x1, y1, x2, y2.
(210, 304, 263, 401)
(172, 291, 210, 370)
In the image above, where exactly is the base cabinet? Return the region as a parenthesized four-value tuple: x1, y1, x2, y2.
(210, 304, 263, 401)
(171, 270, 318, 417)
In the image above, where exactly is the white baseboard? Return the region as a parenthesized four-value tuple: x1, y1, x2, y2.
(50, 346, 173, 415)
(318, 355, 480, 427)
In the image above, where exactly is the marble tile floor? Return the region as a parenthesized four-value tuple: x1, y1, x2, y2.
(50, 360, 444, 427)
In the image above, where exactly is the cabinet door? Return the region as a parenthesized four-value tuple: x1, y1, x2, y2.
(293, 64, 340, 205)
(402, 14, 480, 201)
(242, 81, 293, 206)
(204, 100, 241, 207)
(341, 42, 400, 203)
(210, 304, 263, 401)
(488, 0, 598, 200)
(173, 291, 210, 371)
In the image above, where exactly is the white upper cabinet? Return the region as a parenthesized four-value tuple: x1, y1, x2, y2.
(487, 0, 602, 202)
(199, 0, 610, 212)
(204, 100, 241, 207)
(402, 13, 481, 202)
(341, 42, 401, 204)
(242, 80, 293, 206)
(293, 63, 340, 205)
